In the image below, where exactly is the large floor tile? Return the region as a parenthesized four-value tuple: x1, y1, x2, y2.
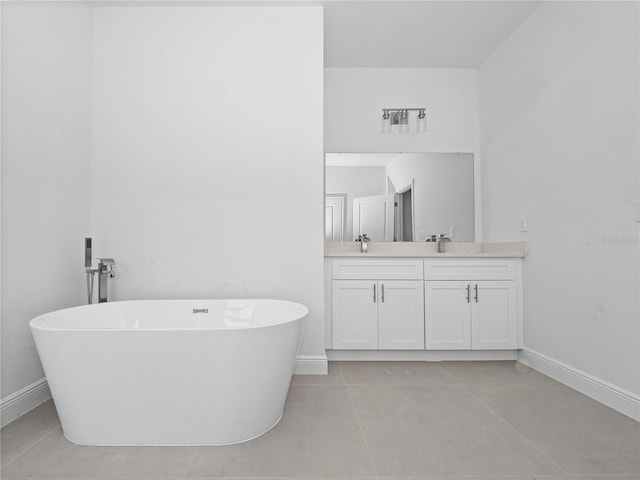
(441, 360, 551, 384)
(349, 384, 565, 477)
(0, 427, 196, 478)
(1, 399, 60, 467)
(571, 476, 640, 480)
(188, 478, 376, 480)
(340, 361, 455, 385)
(291, 361, 345, 385)
(185, 385, 375, 477)
(468, 381, 640, 475)
(380, 477, 571, 480)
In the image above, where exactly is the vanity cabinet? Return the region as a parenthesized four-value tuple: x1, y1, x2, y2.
(424, 281, 517, 349)
(331, 260, 425, 350)
(424, 259, 518, 350)
(327, 257, 522, 353)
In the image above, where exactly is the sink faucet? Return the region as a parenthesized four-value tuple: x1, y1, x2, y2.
(97, 258, 116, 303)
(437, 233, 452, 253)
(356, 234, 371, 253)
(361, 234, 371, 253)
(426, 234, 451, 253)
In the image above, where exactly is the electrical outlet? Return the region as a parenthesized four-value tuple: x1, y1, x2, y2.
(519, 216, 528, 232)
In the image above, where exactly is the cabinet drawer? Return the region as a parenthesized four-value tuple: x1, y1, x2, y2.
(332, 259, 423, 280)
(424, 259, 516, 280)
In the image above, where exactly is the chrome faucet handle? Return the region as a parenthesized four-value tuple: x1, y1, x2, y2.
(97, 258, 116, 277)
(361, 234, 371, 242)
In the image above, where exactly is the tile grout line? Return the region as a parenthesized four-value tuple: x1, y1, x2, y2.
(456, 379, 573, 478)
(438, 363, 572, 479)
(436, 361, 460, 384)
(0, 422, 61, 472)
(181, 445, 201, 479)
(339, 361, 380, 480)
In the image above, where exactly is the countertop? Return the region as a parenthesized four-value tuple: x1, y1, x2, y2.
(325, 241, 527, 258)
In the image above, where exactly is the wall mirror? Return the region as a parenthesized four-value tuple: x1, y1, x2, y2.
(325, 153, 475, 242)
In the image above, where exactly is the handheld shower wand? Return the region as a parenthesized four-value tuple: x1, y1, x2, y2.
(85, 238, 97, 304)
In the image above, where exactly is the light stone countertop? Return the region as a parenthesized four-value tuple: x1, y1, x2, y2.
(325, 241, 527, 258)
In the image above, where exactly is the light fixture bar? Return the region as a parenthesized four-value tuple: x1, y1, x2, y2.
(381, 108, 427, 134)
(383, 108, 425, 112)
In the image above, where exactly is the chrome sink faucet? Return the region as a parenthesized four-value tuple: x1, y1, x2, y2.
(437, 233, 452, 253)
(427, 234, 451, 253)
(356, 234, 371, 253)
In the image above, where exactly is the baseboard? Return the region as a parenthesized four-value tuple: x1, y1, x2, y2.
(294, 354, 328, 375)
(327, 349, 518, 362)
(1, 378, 51, 427)
(518, 348, 640, 421)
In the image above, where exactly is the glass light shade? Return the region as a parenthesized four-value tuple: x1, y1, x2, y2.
(399, 120, 410, 134)
(416, 115, 427, 134)
(381, 117, 391, 134)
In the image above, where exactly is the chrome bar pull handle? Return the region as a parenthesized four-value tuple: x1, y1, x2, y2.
(466, 284, 470, 303)
(474, 284, 479, 303)
(373, 283, 377, 303)
(381, 283, 385, 302)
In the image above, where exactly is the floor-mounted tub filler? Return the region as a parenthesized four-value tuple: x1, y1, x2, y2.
(30, 299, 308, 446)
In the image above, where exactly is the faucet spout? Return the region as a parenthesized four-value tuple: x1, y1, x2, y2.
(437, 234, 452, 253)
(360, 234, 370, 253)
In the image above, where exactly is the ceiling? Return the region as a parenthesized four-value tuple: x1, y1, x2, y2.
(324, 1, 541, 68)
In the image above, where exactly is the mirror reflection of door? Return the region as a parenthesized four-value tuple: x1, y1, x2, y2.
(395, 183, 414, 241)
(353, 194, 395, 241)
(325, 195, 345, 242)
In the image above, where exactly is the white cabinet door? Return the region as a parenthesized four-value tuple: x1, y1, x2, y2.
(332, 280, 378, 349)
(425, 281, 471, 350)
(378, 280, 425, 350)
(471, 281, 517, 349)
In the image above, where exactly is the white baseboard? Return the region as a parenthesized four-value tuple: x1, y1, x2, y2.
(327, 349, 518, 362)
(1, 378, 51, 427)
(294, 354, 328, 375)
(518, 348, 640, 422)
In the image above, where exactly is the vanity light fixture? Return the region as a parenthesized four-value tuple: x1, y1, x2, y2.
(381, 108, 427, 134)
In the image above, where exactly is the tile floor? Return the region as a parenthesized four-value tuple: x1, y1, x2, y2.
(1, 361, 639, 479)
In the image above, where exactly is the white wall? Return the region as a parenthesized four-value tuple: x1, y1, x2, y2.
(1, 3, 92, 408)
(480, 1, 640, 394)
(326, 166, 386, 241)
(89, 6, 325, 360)
(325, 68, 481, 240)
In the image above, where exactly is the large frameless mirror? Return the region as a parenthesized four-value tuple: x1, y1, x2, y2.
(325, 153, 475, 242)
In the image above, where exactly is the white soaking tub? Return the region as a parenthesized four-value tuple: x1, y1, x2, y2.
(30, 299, 308, 446)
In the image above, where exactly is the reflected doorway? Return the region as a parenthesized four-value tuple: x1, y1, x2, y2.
(395, 183, 414, 242)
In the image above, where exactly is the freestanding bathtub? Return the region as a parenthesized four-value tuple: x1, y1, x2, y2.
(30, 299, 308, 446)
